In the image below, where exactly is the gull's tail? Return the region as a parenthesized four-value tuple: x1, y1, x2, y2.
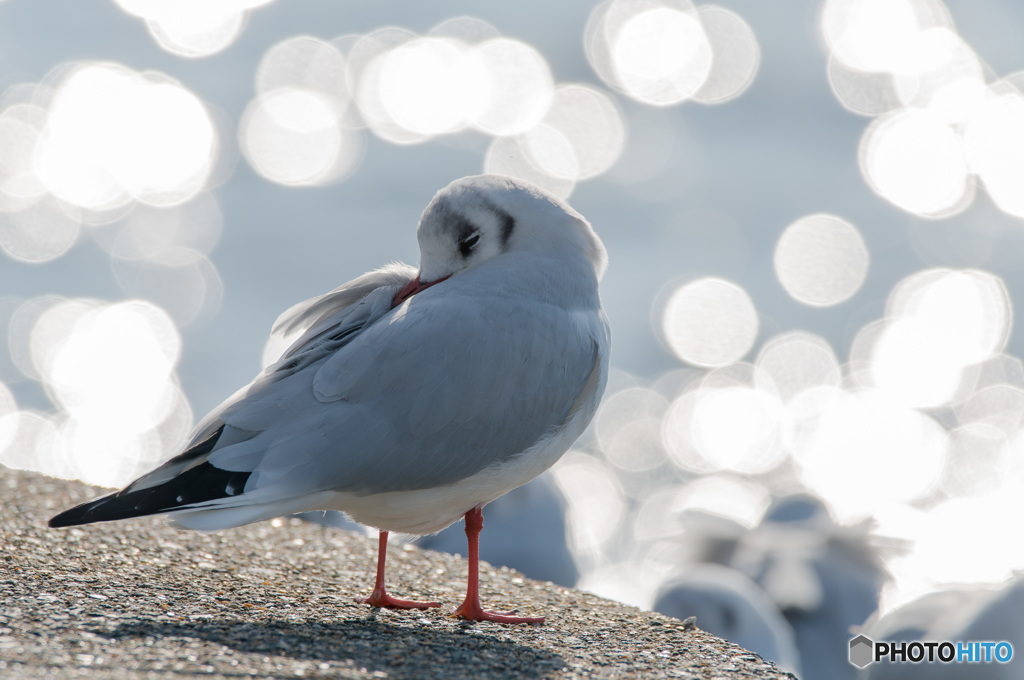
(48, 425, 250, 528)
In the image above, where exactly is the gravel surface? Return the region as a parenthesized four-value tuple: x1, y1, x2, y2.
(1, 467, 797, 679)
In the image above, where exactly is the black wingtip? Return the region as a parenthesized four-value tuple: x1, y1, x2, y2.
(49, 511, 73, 528)
(48, 512, 74, 528)
(48, 490, 159, 528)
(49, 494, 118, 528)
(48, 424, 243, 530)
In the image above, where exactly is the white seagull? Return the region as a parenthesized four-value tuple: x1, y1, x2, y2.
(50, 174, 611, 624)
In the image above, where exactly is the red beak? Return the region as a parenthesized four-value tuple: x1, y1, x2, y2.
(391, 273, 450, 308)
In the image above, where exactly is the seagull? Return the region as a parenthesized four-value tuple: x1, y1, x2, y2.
(652, 564, 802, 676)
(49, 174, 611, 624)
(860, 578, 1024, 680)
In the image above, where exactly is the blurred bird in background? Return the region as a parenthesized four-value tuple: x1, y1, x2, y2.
(650, 494, 888, 679)
(414, 472, 578, 588)
(860, 576, 1024, 680)
(299, 470, 578, 587)
(653, 562, 802, 675)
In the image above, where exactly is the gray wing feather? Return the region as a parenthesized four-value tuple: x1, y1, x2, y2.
(206, 286, 603, 497)
(134, 264, 417, 494)
(271, 262, 417, 340)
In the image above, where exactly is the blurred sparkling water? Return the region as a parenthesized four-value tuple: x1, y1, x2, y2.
(3, 1, 1024, 669)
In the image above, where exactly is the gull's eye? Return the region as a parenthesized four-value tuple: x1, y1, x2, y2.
(459, 231, 480, 258)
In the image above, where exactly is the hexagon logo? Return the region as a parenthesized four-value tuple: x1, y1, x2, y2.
(849, 634, 875, 668)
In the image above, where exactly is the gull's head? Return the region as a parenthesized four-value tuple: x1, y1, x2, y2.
(412, 174, 607, 288)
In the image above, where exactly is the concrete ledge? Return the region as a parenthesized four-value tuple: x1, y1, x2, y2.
(0, 467, 796, 679)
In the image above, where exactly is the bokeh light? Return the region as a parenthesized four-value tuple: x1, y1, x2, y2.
(887, 486, 1024, 605)
(0, 197, 80, 263)
(0, 411, 59, 477)
(661, 365, 788, 476)
(891, 28, 984, 116)
(243, 36, 364, 186)
(595, 387, 669, 472)
(470, 38, 554, 135)
(550, 451, 626, 565)
(1, 297, 191, 487)
(827, 54, 902, 117)
(958, 383, 1024, 436)
(774, 213, 869, 307)
(255, 35, 351, 106)
(349, 27, 429, 146)
(963, 89, 1024, 219)
(484, 135, 576, 199)
(102, 194, 224, 263)
(692, 6, 761, 104)
(112, 0, 275, 58)
(792, 388, 947, 521)
(755, 331, 842, 404)
(240, 24, 622, 195)
(671, 475, 771, 529)
(662, 277, 759, 367)
(241, 88, 360, 186)
(378, 38, 488, 136)
(0, 93, 95, 263)
(521, 85, 626, 182)
(35, 300, 181, 428)
(0, 103, 48, 211)
(0, 380, 18, 458)
(872, 268, 1011, 408)
(821, 0, 950, 75)
(36, 62, 217, 210)
(689, 385, 785, 474)
(586, 0, 760, 107)
(111, 248, 224, 327)
(822, 0, 1024, 224)
(482, 82, 625, 198)
(349, 28, 557, 146)
(610, 6, 712, 106)
(859, 108, 971, 218)
(940, 425, 1009, 498)
(661, 387, 710, 473)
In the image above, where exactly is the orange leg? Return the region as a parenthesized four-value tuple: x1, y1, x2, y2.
(355, 531, 440, 610)
(452, 507, 544, 624)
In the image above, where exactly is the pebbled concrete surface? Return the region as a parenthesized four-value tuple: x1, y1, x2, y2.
(0, 466, 797, 679)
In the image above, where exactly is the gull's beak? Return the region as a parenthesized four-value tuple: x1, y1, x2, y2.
(392, 273, 450, 308)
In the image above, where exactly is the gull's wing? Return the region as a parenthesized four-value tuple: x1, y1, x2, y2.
(211, 285, 607, 495)
(48, 263, 418, 528)
(50, 266, 608, 529)
(186, 262, 418, 450)
(272, 262, 419, 344)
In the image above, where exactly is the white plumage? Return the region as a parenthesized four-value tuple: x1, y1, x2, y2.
(51, 174, 610, 623)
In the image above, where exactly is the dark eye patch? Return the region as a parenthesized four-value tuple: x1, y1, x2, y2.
(478, 198, 515, 248)
(449, 212, 479, 258)
(458, 231, 480, 258)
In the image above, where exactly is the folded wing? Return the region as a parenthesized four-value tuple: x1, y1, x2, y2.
(49, 264, 605, 531)
(49, 264, 417, 527)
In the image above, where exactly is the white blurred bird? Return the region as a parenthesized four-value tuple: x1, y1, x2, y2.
(669, 495, 889, 678)
(50, 174, 611, 624)
(731, 495, 888, 680)
(414, 471, 579, 587)
(861, 577, 1024, 680)
(653, 564, 802, 676)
